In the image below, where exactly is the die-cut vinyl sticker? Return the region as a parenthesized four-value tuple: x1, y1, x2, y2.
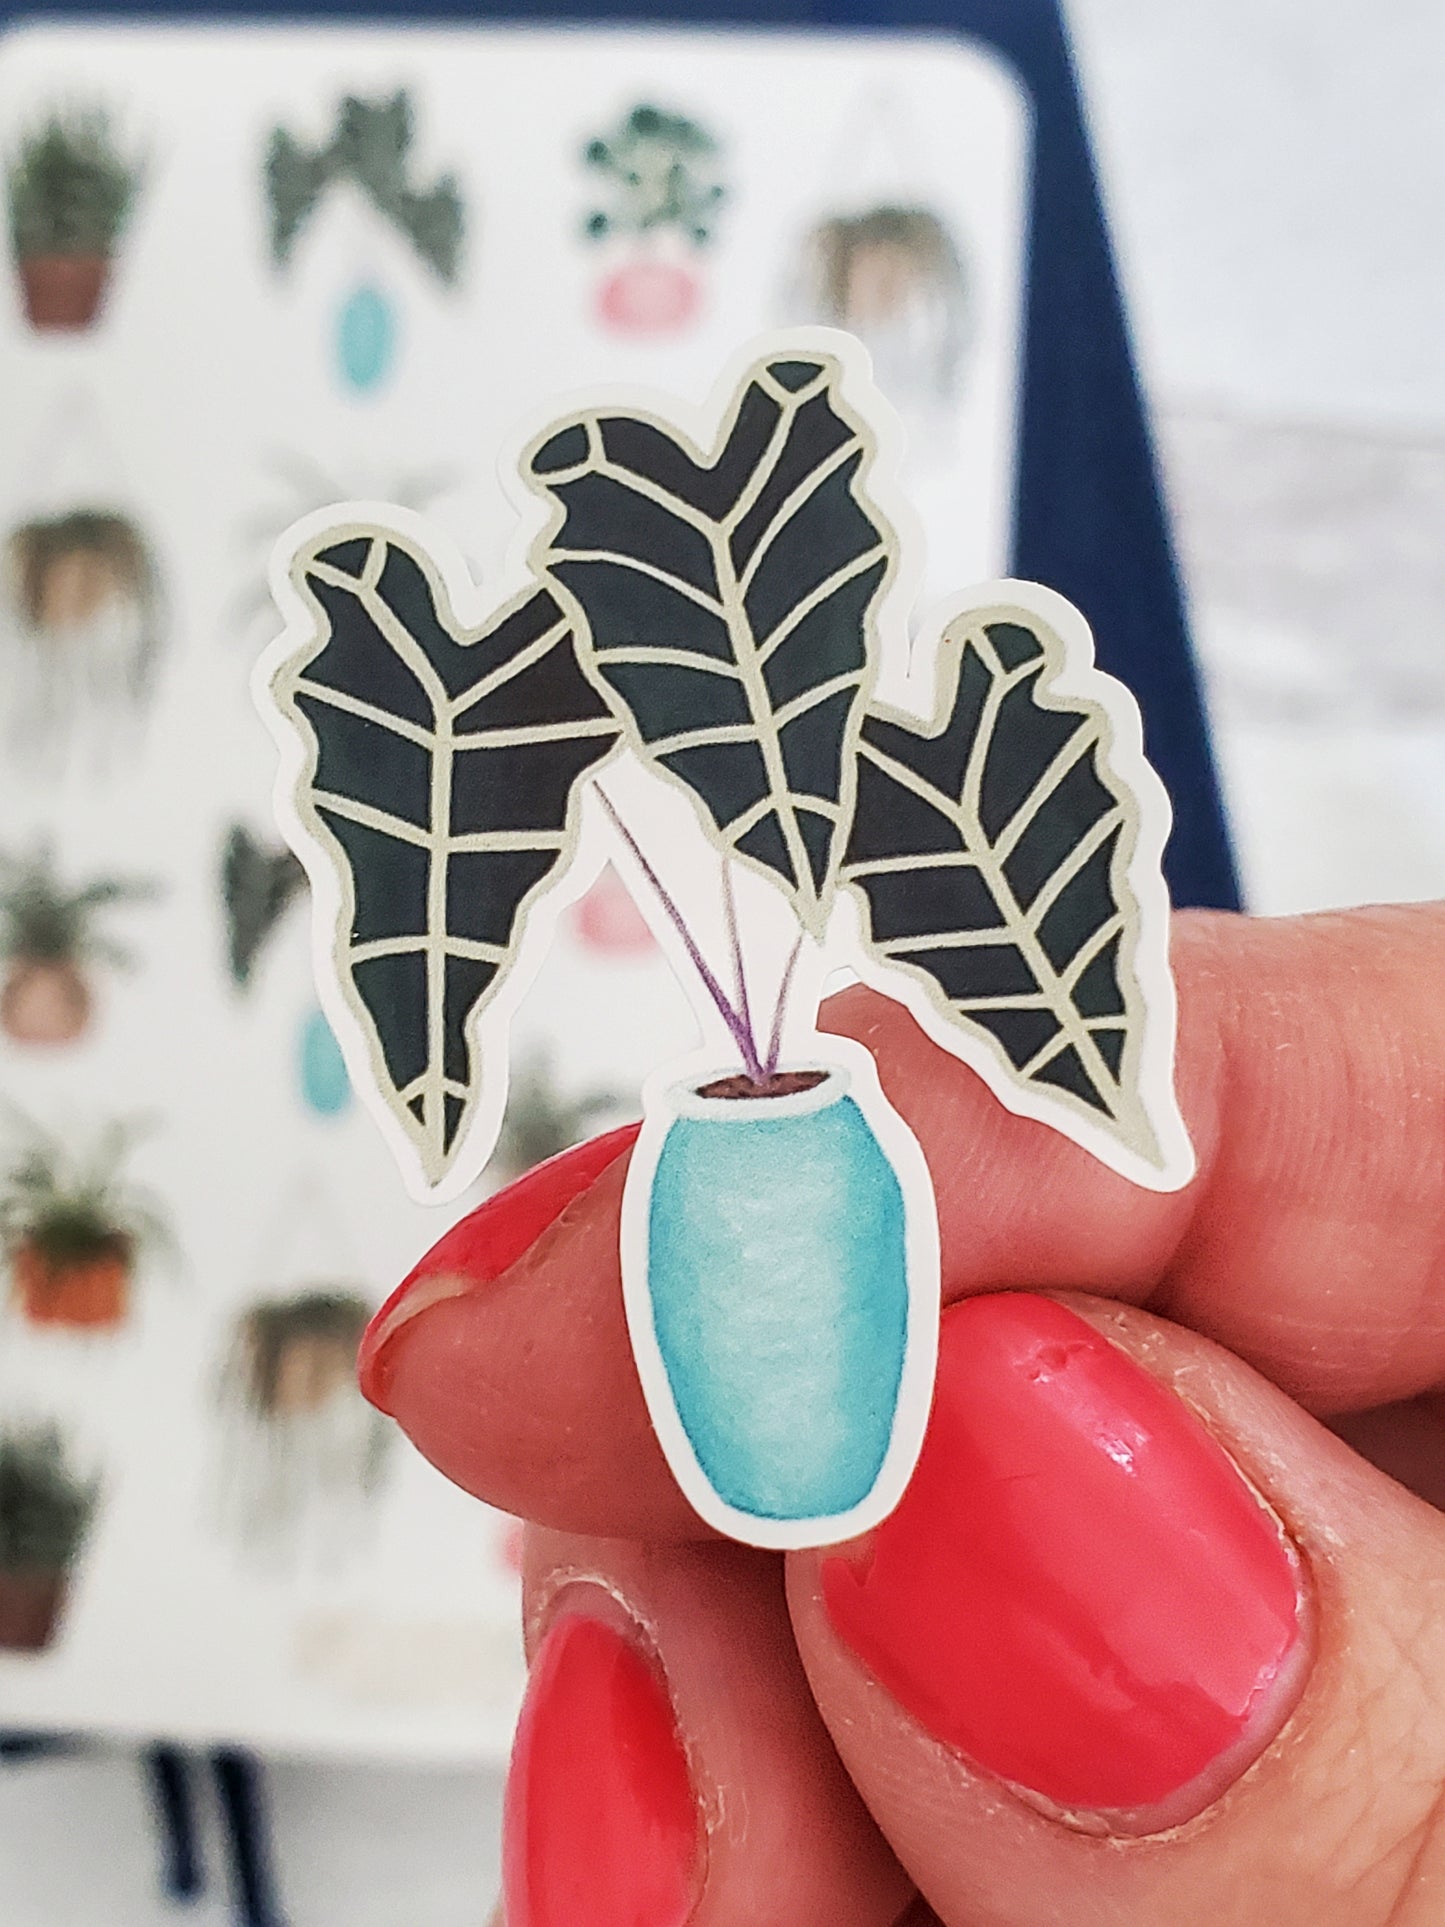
(256, 328, 1194, 1550)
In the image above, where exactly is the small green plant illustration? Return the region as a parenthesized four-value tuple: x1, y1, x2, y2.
(583, 104, 725, 335)
(6, 108, 141, 328)
(0, 1114, 171, 1332)
(265, 90, 464, 284)
(0, 1423, 100, 1652)
(494, 1045, 628, 1182)
(584, 103, 724, 247)
(0, 846, 158, 1047)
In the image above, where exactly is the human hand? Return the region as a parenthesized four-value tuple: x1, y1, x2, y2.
(362, 903, 1445, 1927)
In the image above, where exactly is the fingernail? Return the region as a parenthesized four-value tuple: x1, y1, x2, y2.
(503, 1607, 700, 1927)
(359, 1124, 638, 1411)
(822, 1294, 1306, 1825)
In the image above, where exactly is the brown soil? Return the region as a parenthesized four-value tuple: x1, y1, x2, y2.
(0, 1569, 68, 1652)
(697, 1070, 829, 1101)
(18, 254, 111, 330)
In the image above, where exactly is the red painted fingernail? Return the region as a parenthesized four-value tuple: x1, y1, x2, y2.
(504, 1611, 700, 1927)
(822, 1294, 1305, 1819)
(358, 1124, 639, 1411)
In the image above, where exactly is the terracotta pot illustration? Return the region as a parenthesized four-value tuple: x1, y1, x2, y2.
(0, 1114, 169, 1333)
(7, 109, 139, 336)
(0, 846, 157, 1050)
(12, 1234, 133, 1330)
(637, 1064, 910, 1526)
(17, 253, 111, 329)
(1, 958, 90, 1046)
(0, 1568, 70, 1651)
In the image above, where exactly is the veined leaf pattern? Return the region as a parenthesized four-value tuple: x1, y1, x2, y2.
(272, 527, 618, 1183)
(842, 605, 1164, 1168)
(523, 351, 894, 936)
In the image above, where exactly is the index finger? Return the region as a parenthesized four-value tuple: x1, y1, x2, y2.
(361, 901, 1445, 1540)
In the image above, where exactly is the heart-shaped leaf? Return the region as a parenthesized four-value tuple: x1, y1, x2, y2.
(842, 601, 1176, 1175)
(524, 350, 894, 936)
(269, 526, 618, 1185)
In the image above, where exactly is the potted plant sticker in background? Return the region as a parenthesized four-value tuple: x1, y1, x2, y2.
(0, 1115, 170, 1332)
(793, 203, 971, 412)
(258, 331, 1193, 1549)
(216, 1287, 389, 1564)
(218, 823, 351, 1118)
(6, 107, 140, 330)
(0, 845, 158, 1046)
(265, 90, 464, 396)
(0, 504, 164, 765)
(582, 102, 725, 336)
(0, 1424, 99, 1653)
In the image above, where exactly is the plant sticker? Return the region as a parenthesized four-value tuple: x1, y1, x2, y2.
(582, 102, 725, 337)
(0, 1113, 170, 1334)
(257, 329, 1194, 1550)
(0, 844, 159, 1046)
(0, 1423, 100, 1652)
(6, 106, 142, 331)
(217, 1287, 389, 1564)
(221, 822, 307, 992)
(795, 204, 972, 408)
(265, 90, 465, 394)
(0, 505, 165, 763)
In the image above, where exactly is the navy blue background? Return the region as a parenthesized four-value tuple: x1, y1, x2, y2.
(0, 0, 1242, 909)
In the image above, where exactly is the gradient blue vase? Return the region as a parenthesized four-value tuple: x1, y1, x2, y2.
(644, 1067, 910, 1525)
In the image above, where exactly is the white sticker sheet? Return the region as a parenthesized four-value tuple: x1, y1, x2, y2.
(0, 19, 1028, 1752)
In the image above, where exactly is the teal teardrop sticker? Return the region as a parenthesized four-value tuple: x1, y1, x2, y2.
(299, 1006, 351, 1116)
(336, 282, 396, 392)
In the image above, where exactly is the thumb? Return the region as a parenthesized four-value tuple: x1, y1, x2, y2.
(787, 1291, 1445, 1927)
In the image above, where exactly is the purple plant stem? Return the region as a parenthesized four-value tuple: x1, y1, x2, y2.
(594, 786, 765, 1081)
(720, 862, 760, 1069)
(764, 933, 806, 1076)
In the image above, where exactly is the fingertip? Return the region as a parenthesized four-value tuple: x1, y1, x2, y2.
(357, 1123, 640, 1411)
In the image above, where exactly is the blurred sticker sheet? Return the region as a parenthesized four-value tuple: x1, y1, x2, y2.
(0, 18, 1028, 1757)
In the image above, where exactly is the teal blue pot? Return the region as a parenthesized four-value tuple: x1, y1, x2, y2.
(643, 1067, 910, 1526)
(298, 1007, 351, 1117)
(336, 282, 396, 393)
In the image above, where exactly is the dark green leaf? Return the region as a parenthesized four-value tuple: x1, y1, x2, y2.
(272, 528, 618, 1185)
(843, 606, 1164, 1168)
(524, 351, 893, 935)
(221, 825, 306, 988)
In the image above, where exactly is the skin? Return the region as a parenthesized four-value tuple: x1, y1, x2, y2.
(379, 903, 1445, 1926)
